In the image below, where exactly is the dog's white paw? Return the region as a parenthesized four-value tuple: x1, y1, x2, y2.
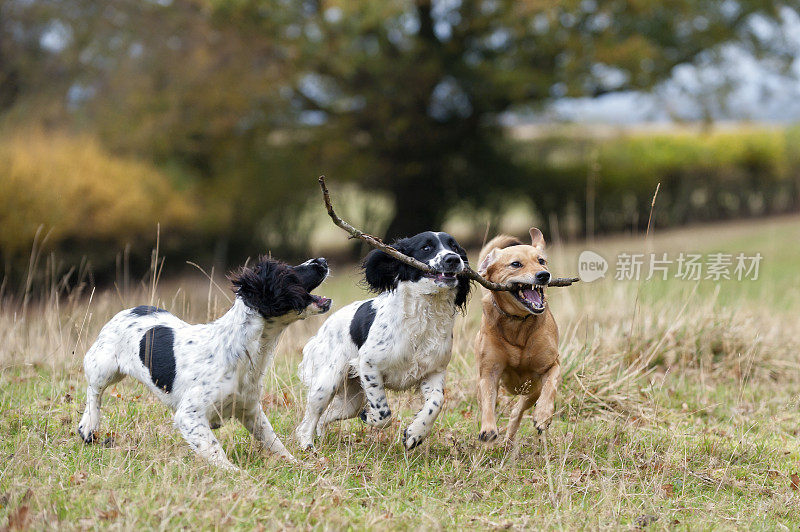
(295, 428, 316, 452)
(402, 427, 426, 450)
(280, 452, 298, 463)
(213, 458, 239, 471)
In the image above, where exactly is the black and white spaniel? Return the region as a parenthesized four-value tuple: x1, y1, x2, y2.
(295, 232, 470, 451)
(78, 257, 331, 469)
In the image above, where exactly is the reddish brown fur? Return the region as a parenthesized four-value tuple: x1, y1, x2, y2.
(474, 228, 561, 444)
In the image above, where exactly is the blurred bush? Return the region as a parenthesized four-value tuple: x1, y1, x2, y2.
(512, 125, 800, 237)
(0, 129, 198, 281)
(2, 125, 798, 287)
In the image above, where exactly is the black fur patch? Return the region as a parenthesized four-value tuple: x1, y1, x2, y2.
(363, 238, 420, 293)
(139, 326, 176, 393)
(130, 305, 166, 317)
(350, 300, 377, 348)
(230, 257, 327, 318)
(450, 239, 471, 311)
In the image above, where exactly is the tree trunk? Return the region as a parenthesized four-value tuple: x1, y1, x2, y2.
(383, 174, 447, 241)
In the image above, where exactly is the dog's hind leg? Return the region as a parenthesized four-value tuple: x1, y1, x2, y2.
(78, 341, 124, 444)
(174, 405, 237, 470)
(295, 373, 341, 450)
(505, 390, 540, 444)
(242, 405, 296, 462)
(316, 377, 365, 437)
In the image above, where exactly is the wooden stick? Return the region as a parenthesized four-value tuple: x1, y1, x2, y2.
(318, 176, 579, 291)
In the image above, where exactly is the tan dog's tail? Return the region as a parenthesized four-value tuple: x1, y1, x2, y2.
(478, 235, 524, 264)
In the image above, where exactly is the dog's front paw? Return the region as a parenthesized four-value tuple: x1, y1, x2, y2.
(280, 452, 298, 464)
(402, 428, 425, 450)
(478, 428, 499, 443)
(77, 424, 98, 444)
(359, 407, 392, 428)
(532, 404, 554, 434)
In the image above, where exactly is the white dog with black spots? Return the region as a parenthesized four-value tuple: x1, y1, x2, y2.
(78, 257, 331, 470)
(295, 231, 470, 451)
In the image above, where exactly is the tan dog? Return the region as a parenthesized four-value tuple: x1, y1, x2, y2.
(474, 228, 561, 444)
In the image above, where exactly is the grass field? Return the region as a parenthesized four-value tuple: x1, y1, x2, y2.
(2, 215, 800, 530)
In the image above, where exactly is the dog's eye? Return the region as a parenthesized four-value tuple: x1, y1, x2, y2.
(422, 245, 432, 252)
(510, 261, 522, 268)
(538, 258, 546, 265)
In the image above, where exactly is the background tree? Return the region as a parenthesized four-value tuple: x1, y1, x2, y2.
(239, 0, 798, 238)
(1, 0, 799, 273)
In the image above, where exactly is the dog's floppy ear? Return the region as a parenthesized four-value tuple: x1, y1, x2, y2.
(363, 249, 397, 292)
(453, 242, 471, 311)
(477, 249, 497, 275)
(529, 228, 546, 250)
(363, 239, 413, 292)
(230, 258, 309, 317)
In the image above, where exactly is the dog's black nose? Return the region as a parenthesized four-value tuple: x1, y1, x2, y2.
(443, 254, 461, 270)
(535, 271, 551, 285)
(314, 257, 328, 269)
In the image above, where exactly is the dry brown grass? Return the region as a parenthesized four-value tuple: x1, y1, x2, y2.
(2, 217, 800, 529)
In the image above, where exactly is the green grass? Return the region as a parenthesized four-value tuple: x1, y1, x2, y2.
(2, 216, 800, 529)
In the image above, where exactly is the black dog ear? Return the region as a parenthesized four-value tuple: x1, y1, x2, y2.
(454, 244, 472, 311)
(230, 257, 309, 317)
(363, 239, 413, 292)
(230, 259, 281, 313)
(363, 249, 401, 292)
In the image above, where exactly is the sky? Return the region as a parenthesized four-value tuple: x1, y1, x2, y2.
(39, 3, 800, 126)
(539, 8, 800, 124)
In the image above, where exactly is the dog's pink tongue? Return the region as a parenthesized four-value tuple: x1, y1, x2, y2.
(522, 288, 542, 306)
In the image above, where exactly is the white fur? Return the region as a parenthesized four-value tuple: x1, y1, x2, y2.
(78, 298, 322, 470)
(296, 275, 463, 451)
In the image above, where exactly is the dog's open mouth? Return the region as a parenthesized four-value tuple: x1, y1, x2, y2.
(311, 295, 332, 313)
(424, 271, 459, 286)
(513, 285, 546, 314)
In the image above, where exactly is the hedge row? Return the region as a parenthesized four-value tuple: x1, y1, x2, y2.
(2, 126, 798, 286)
(513, 125, 800, 235)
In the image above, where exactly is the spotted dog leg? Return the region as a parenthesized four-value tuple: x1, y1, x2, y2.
(402, 370, 446, 450)
(358, 359, 392, 428)
(77, 342, 123, 443)
(243, 406, 296, 462)
(174, 405, 237, 470)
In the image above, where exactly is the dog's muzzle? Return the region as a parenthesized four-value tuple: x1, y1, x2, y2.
(513, 285, 546, 314)
(508, 272, 549, 314)
(424, 253, 464, 287)
(311, 295, 332, 313)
